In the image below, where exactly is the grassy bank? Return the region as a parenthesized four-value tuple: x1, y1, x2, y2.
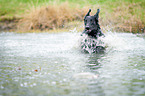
(0, 0, 144, 33)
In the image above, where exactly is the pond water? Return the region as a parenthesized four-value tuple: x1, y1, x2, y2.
(0, 31, 145, 96)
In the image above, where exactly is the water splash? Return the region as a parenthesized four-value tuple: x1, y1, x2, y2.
(0, 32, 145, 96)
(80, 34, 106, 53)
(103, 32, 145, 52)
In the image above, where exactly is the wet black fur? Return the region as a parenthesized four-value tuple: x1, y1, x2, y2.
(81, 9, 105, 53)
(81, 9, 104, 38)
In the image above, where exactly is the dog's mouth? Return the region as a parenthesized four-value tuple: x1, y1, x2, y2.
(85, 29, 92, 33)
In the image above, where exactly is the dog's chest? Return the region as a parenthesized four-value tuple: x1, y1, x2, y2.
(80, 36, 105, 53)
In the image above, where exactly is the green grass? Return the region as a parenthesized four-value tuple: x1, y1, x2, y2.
(0, 0, 143, 16)
(0, 0, 144, 33)
(0, 0, 144, 20)
(0, 0, 50, 20)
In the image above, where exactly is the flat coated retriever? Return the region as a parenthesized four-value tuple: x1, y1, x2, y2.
(81, 9, 105, 53)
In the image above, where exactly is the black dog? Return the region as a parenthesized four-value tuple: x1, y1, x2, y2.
(81, 9, 104, 38)
(81, 9, 105, 53)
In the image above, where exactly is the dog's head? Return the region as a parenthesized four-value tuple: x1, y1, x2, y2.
(82, 9, 103, 38)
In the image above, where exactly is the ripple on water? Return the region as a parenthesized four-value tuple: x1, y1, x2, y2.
(0, 32, 145, 96)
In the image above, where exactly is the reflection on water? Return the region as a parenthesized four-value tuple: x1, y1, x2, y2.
(0, 32, 145, 96)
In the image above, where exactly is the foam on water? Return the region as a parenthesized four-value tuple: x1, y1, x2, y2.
(80, 34, 106, 53)
(103, 32, 145, 52)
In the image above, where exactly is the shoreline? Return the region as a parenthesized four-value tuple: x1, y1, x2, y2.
(0, 1, 144, 33)
(0, 19, 17, 32)
(0, 19, 144, 33)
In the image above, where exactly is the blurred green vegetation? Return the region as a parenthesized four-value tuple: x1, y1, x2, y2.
(0, 0, 144, 32)
(0, 0, 144, 20)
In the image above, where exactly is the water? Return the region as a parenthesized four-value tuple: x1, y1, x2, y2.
(0, 32, 145, 96)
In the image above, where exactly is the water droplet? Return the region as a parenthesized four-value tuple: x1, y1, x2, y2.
(20, 83, 23, 87)
(63, 79, 67, 82)
(33, 83, 36, 86)
(139, 78, 143, 80)
(1, 85, 4, 89)
(30, 84, 33, 87)
(24, 82, 27, 86)
(134, 64, 137, 66)
(52, 81, 56, 85)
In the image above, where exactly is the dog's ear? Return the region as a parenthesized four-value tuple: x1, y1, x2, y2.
(84, 9, 91, 20)
(94, 9, 100, 19)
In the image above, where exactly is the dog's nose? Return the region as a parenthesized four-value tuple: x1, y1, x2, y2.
(85, 26, 90, 30)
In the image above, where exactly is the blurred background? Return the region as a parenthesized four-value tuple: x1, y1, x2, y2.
(0, 0, 144, 33)
(0, 1, 145, 96)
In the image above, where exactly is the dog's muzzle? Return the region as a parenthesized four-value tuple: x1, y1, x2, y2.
(85, 26, 92, 33)
(80, 27, 92, 36)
